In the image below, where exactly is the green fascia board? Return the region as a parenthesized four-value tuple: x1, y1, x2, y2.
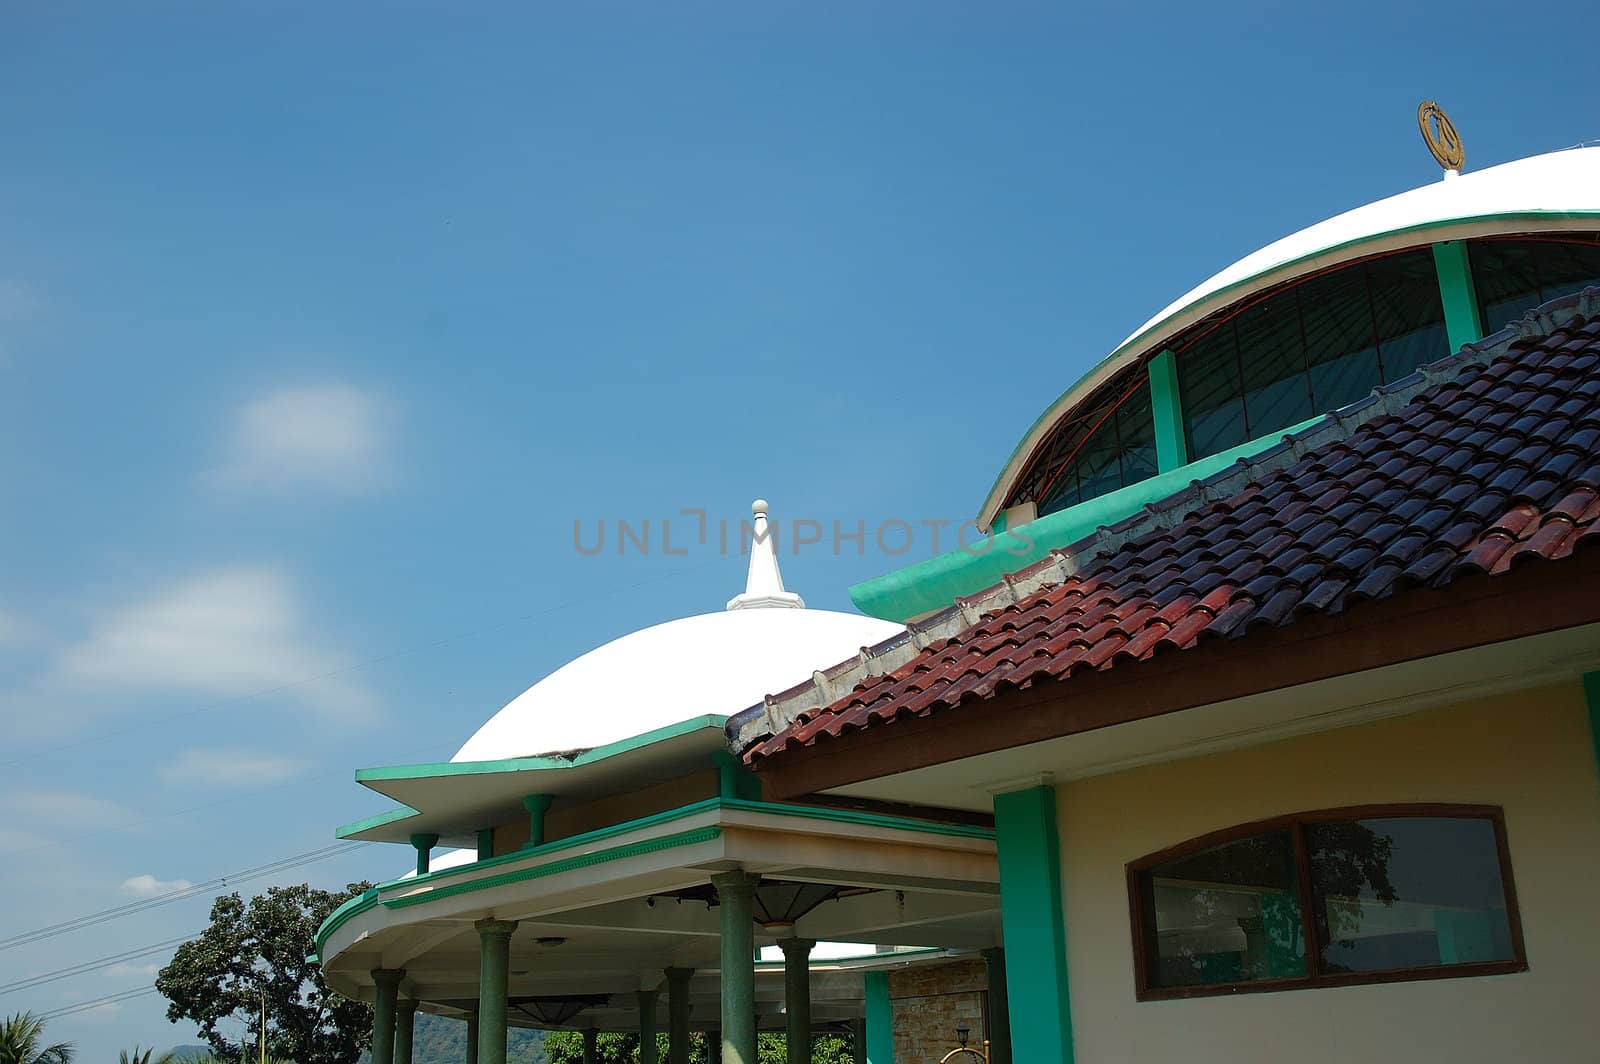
(354, 714, 730, 785)
(336, 805, 423, 841)
(850, 415, 1324, 622)
(976, 208, 1600, 527)
(314, 797, 995, 955)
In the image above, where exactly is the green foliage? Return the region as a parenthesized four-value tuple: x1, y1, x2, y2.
(156, 883, 376, 1064)
(118, 1048, 175, 1064)
(539, 1032, 853, 1064)
(0, 1013, 75, 1064)
(409, 1013, 546, 1064)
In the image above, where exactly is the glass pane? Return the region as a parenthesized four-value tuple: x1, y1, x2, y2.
(1367, 250, 1449, 381)
(1308, 816, 1515, 975)
(1234, 291, 1314, 438)
(1178, 324, 1249, 459)
(1299, 265, 1384, 412)
(1074, 422, 1124, 505)
(1144, 831, 1307, 988)
(1470, 238, 1600, 334)
(1117, 390, 1159, 482)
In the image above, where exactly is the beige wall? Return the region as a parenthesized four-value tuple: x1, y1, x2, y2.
(490, 770, 720, 855)
(1055, 680, 1600, 1063)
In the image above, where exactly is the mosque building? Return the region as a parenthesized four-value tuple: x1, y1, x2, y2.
(318, 119, 1600, 1064)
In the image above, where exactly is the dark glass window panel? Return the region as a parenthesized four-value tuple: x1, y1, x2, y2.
(1179, 325, 1249, 458)
(1117, 393, 1159, 483)
(1299, 265, 1384, 411)
(1144, 831, 1307, 988)
(1234, 292, 1314, 438)
(1073, 420, 1124, 506)
(1035, 463, 1080, 515)
(1367, 250, 1449, 381)
(1470, 238, 1600, 334)
(1307, 817, 1514, 975)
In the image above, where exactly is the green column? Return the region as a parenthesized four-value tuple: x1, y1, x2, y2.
(523, 794, 554, 848)
(664, 968, 694, 1064)
(395, 1002, 417, 1064)
(777, 937, 815, 1064)
(1147, 349, 1188, 472)
(711, 871, 758, 1064)
(410, 833, 439, 877)
(980, 948, 1011, 1064)
(848, 1017, 866, 1064)
(637, 988, 660, 1064)
(1583, 672, 1600, 784)
(475, 919, 517, 1064)
(1433, 240, 1484, 353)
(371, 969, 405, 1064)
(707, 1029, 722, 1064)
(581, 1029, 598, 1064)
(863, 971, 892, 1064)
(994, 785, 1073, 1064)
(712, 751, 762, 800)
(465, 1013, 478, 1064)
(477, 828, 496, 861)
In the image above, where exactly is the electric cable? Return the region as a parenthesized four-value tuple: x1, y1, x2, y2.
(0, 934, 199, 994)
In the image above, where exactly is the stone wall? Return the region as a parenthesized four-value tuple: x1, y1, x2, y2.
(889, 959, 989, 1064)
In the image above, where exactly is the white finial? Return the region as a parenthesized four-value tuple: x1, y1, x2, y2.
(726, 497, 805, 611)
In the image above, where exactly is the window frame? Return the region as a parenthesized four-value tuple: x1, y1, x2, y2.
(1125, 803, 1527, 1001)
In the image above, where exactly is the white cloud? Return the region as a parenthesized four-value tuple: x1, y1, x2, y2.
(161, 747, 305, 788)
(214, 384, 395, 493)
(105, 962, 162, 979)
(0, 608, 39, 649)
(53, 565, 376, 724)
(119, 874, 193, 898)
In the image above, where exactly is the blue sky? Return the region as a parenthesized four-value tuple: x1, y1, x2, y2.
(2, 1, 1596, 1056)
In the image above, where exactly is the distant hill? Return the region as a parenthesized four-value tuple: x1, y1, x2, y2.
(163, 1016, 547, 1064)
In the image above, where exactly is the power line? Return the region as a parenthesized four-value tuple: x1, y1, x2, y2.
(0, 842, 366, 952)
(0, 934, 199, 995)
(37, 984, 159, 1020)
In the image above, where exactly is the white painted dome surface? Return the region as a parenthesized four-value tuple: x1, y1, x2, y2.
(452, 606, 903, 761)
(979, 146, 1600, 525)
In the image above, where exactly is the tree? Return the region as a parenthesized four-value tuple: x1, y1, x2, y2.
(156, 882, 374, 1064)
(0, 1013, 74, 1064)
(118, 1048, 174, 1064)
(541, 1032, 853, 1064)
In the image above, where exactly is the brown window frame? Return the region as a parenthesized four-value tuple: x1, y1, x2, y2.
(1125, 803, 1527, 1001)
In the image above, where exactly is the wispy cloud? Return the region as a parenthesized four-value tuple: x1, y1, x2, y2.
(0, 608, 38, 649)
(0, 788, 129, 827)
(105, 962, 163, 979)
(119, 874, 193, 898)
(53, 565, 377, 725)
(213, 384, 395, 494)
(161, 747, 305, 788)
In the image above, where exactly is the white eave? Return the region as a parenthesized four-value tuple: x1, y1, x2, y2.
(978, 145, 1600, 529)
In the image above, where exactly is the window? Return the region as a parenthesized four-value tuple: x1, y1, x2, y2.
(1127, 805, 1525, 999)
(1469, 237, 1600, 334)
(1014, 376, 1160, 519)
(1176, 249, 1449, 463)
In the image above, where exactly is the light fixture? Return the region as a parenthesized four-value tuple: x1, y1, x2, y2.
(535, 937, 566, 947)
(956, 1026, 970, 1048)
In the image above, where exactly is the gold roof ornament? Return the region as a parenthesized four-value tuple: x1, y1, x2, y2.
(1418, 100, 1465, 171)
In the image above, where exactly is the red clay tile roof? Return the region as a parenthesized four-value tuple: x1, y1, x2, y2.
(736, 289, 1600, 764)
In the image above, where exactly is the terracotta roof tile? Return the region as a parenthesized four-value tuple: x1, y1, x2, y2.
(734, 289, 1600, 763)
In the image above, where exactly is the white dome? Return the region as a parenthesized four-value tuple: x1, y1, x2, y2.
(979, 145, 1600, 526)
(452, 501, 903, 762)
(453, 608, 902, 761)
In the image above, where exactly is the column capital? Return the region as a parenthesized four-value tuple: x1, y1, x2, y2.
(776, 937, 817, 958)
(664, 965, 696, 984)
(372, 967, 406, 986)
(397, 1000, 419, 1015)
(408, 832, 440, 849)
(710, 870, 759, 898)
(474, 917, 518, 937)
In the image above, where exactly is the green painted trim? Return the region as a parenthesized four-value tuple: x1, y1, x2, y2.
(1432, 240, 1485, 353)
(977, 208, 1600, 527)
(1583, 673, 1600, 783)
(863, 971, 893, 1064)
(1147, 349, 1188, 473)
(476, 828, 495, 861)
(336, 806, 422, 840)
(385, 826, 723, 910)
(850, 414, 1324, 621)
(354, 715, 730, 784)
(314, 797, 994, 953)
(994, 786, 1073, 1063)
